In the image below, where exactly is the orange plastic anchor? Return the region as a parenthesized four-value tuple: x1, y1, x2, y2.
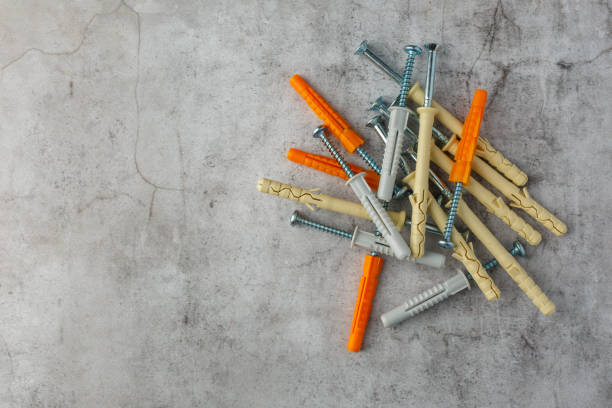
(347, 253, 384, 352)
(287, 148, 379, 190)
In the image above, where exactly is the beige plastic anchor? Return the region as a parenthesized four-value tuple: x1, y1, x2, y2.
(454, 198, 555, 315)
(406, 82, 528, 186)
(257, 178, 406, 230)
(443, 136, 567, 236)
(430, 145, 542, 245)
(403, 173, 500, 301)
(409, 106, 438, 258)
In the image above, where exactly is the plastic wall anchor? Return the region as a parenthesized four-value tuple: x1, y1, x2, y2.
(454, 198, 555, 315)
(287, 148, 379, 190)
(406, 82, 528, 186)
(443, 137, 567, 236)
(381, 271, 469, 328)
(403, 172, 500, 300)
(346, 173, 411, 260)
(348, 253, 384, 352)
(409, 106, 438, 257)
(290, 74, 364, 154)
(378, 106, 409, 202)
(430, 145, 542, 245)
(257, 178, 406, 231)
(350, 226, 445, 268)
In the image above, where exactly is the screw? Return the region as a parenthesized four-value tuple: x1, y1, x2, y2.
(422, 43, 440, 108)
(354, 146, 381, 174)
(482, 241, 526, 271)
(313, 126, 355, 178)
(355, 41, 402, 83)
(370, 97, 390, 119)
(290, 210, 353, 239)
(372, 96, 450, 145)
(314, 125, 409, 200)
(290, 210, 445, 267)
(438, 181, 463, 249)
(398, 45, 422, 108)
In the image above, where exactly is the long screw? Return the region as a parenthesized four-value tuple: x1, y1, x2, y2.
(380, 241, 526, 327)
(290, 211, 445, 267)
(377, 45, 421, 202)
(371, 97, 449, 145)
(398, 46, 421, 107)
(438, 183, 462, 249)
(313, 126, 412, 260)
(355, 41, 402, 83)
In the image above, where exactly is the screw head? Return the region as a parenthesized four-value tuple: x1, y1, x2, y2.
(289, 210, 300, 226)
(438, 239, 454, 250)
(312, 125, 327, 139)
(423, 43, 440, 53)
(355, 40, 368, 55)
(404, 45, 422, 56)
(366, 115, 384, 128)
(512, 241, 526, 257)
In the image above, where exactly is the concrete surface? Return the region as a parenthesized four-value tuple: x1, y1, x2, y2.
(0, 0, 611, 406)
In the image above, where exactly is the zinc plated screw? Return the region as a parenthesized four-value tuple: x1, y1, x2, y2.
(380, 240, 526, 327)
(422, 43, 440, 108)
(290, 211, 446, 267)
(290, 210, 352, 239)
(371, 97, 450, 146)
(482, 241, 525, 270)
(313, 126, 412, 260)
(369, 114, 453, 200)
(438, 183, 461, 249)
(355, 41, 402, 83)
(398, 45, 422, 107)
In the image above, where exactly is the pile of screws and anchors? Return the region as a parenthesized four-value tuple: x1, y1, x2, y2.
(257, 41, 567, 352)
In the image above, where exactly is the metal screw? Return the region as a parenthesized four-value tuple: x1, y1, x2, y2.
(438, 182, 462, 249)
(422, 43, 440, 108)
(481, 241, 526, 271)
(355, 41, 402, 83)
(290, 210, 352, 239)
(313, 126, 355, 178)
(290, 211, 445, 267)
(398, 45, 422, 107)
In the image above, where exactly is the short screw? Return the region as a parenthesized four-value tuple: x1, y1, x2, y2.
(482, 241, 525, 271)
(398, 45, 422, 107)
(422, 43, 440, 108)
(290, 210, 353, 239)
(438, 182, 462, 249)
(355, 41, 402, 83)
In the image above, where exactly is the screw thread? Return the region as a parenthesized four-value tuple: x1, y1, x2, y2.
(398, 53, 418, 107)
(317, 131, 355, 178)
(294, 215, 353, 239)
(442, 182, 462, 242)
(354, 146, 381, 174)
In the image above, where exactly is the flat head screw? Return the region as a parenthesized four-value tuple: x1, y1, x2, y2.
(422, 43, 440, 108)
(355, 40, 402, 84)
(398, 45, 422, 107)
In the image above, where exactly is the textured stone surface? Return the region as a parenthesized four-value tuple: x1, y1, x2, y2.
(0, 1, 610, 406)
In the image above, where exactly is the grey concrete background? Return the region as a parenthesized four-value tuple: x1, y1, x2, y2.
(0, 0, 610, 406)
